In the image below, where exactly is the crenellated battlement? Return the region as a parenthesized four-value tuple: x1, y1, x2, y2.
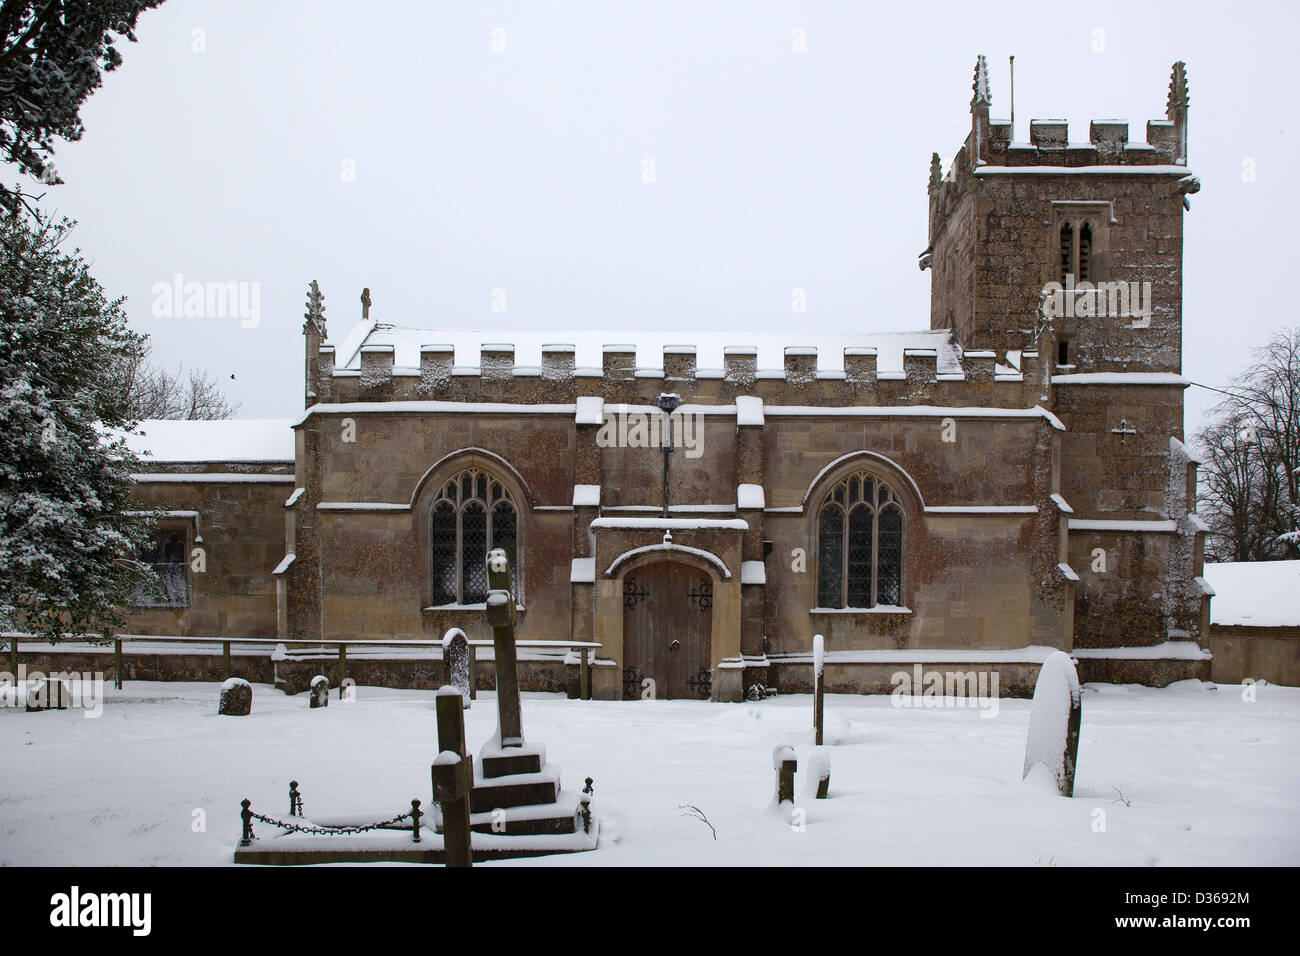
(312, 330, 1055, 409)
(974, 55, 1186, 168)
(925, 56, 1195, 371)
(928, 59, 1192, 242)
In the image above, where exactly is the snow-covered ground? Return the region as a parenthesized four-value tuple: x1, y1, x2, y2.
(1, 679, 1296, 866)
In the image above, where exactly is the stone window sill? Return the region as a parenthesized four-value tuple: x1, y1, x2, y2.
(810, 606, 913, 615)
(423, 603, 526, 613)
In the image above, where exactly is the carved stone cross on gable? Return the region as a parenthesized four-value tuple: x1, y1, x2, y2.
(484, 548, 523, 748)
(1111, 419, 1138, 445)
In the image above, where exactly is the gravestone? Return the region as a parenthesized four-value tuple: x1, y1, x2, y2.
(812, 633, 825, 745)
(442, 628, 472, 708)
(808, 746, 831, 800)
(219, 677, 253, 716)
(309, 675, 329, 708)
(772, 745, 797, 805)
(432, 686, 473, 867)
(25, 677, 70, 712)
(1022, 651, 1082, 797)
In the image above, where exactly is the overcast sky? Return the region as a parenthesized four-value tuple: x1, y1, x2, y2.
(29, 0, 1298, 435)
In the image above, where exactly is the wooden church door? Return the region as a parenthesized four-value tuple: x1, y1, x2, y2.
(622, 561, 713, 700)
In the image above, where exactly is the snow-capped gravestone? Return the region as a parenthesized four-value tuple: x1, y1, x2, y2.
(773, 745, 797, 805)
(807, 747, 831, 800)
(310, 675, 329, 709)
(1022, 651, 1082, 797)
(219, 678, 252, 716)
(25, 677, 69, 712)
(812, 633, 825, 746)
(442, 628, 471, 708)
(432, 687, 472, 867)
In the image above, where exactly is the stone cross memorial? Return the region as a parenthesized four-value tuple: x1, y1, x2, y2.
(484, 548, 524, 748)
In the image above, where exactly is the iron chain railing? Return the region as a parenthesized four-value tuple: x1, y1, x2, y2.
(240, 782, 423, 845)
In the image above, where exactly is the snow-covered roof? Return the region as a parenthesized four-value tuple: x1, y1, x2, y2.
(327, 321, 963, 376)
(124, 419, 296, 463)
(1203, 561, 1300, 628)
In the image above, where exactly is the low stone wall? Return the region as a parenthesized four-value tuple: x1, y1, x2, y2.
(7, 647, 585, 698)
(10, 649, 273, 685)
(272, 654, 578, 697)
(1072, 656, 1210, 687)
(769, 660, 1045, 698)
(9, 646, 1219, 698)
(1208, 625, 1300, 686)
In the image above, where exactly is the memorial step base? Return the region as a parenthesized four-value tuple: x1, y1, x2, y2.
(463, 788, 584, 836)
(469, 763, 561, 814)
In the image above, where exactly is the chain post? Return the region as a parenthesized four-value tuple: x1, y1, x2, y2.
(239, 799, 254, 846)
(581, 777, 594, 833)
(410, 799, 422, 843)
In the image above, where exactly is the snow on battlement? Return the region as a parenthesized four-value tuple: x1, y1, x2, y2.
(318, 322, 1054, 394)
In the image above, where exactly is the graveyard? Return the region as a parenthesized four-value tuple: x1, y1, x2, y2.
(1, 672, 1295, 866)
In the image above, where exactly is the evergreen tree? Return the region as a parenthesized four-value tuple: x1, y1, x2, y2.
(0, 209, 154, 641)
(0, 0, 166, 212)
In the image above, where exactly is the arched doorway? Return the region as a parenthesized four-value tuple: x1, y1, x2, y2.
(621, 560, 713, 700)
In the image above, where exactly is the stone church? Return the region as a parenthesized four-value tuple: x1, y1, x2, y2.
(124, 58, 1213, 699)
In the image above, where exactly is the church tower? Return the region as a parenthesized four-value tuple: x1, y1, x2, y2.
(923, 57, 1209, 650)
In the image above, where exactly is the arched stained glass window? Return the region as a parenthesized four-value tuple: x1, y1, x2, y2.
(816, 472, 906, 609)
(429, 469, 519, 605)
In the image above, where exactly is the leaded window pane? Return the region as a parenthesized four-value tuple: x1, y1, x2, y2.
(817, 503, 844, 608)
(1060, 222, 1073, 283)
(863, 477, 876, 506)
(461, 502, 488, 604)
(432, 468, 521, 605)
(878, 505, 903, 606)
(847, 505, 874, 608)
(492, 501, 518, 595)
(134, 530, 190, 607)
(430, 503, 458, 605)
(848, 476, 860, 503)
(1079, 222, 1092, 282)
